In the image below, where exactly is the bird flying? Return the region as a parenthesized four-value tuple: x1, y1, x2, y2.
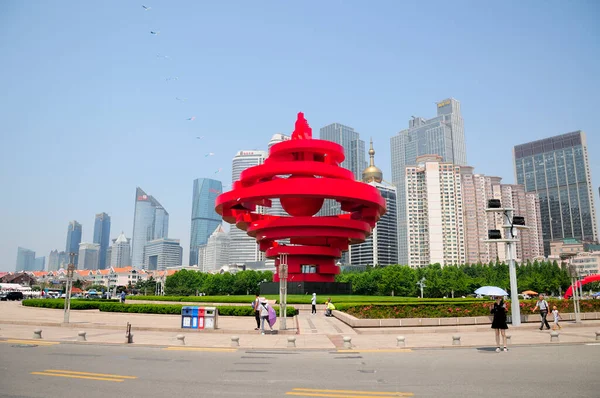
(142, 5, 151, 11)
(187, 116, 196, 121)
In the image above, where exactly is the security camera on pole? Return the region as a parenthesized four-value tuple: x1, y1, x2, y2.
(484, 199, 528, 327)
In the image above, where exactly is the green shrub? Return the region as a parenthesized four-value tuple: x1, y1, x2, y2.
(22, 299, 117, 310)
(98, 303, 298, 317)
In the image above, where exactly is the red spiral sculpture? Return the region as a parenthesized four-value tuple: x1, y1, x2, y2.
(215, 113, 386, 282)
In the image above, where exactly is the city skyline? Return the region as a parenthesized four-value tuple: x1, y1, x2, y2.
(2, 2, 600, 271)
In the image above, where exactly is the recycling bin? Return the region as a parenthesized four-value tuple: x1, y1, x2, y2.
(181, 306, 206, 329)
(203, 307, 218, 329)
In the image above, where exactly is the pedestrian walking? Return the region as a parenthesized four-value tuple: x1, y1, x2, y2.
(259, 298, 274, 335)
(311, 293, 317, 314)
(532, 294, 551, 330)
(552, 305, 562, 330)
(120, 291, 126, 304)
(251, 294, 261, 330)
(490, 296, 508, 352)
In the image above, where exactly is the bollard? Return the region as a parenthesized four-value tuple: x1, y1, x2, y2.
(33, 329, 42, 339)
(125, 322, 133, 344)
(287, 336, 296, 348)
(452, 335, 461, 346)
(176, 334, 185, 346)
(396, 336, 406, 347)
(550, 331, 559, 342)
(343, 336, 352, 349)
(77, 331, 87, 342)
(506, 335, 511, 345)
(596, 331, 600, 341)
(231, 336, 240, 347)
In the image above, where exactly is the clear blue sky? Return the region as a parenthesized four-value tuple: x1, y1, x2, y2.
(1, 0, 599, 271)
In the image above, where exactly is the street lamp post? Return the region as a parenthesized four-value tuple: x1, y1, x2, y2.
(63, 252, 77, 324)
(278, 253, 288, 330)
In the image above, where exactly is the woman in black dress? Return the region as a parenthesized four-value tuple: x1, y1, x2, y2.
(490, 296, 508, 352)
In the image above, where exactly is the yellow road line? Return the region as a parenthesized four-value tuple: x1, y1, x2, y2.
(3, 339, 59, 346)
(336, 349, 412, 353)
(289, 389, 413, 397)
(31, 372, 124, 382)
(163, 347, 237, 352)
(44, 369, 137, 379)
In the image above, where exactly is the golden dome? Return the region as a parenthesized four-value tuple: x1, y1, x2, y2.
(362, 138, 383, 183)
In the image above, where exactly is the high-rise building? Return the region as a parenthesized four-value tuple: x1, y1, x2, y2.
(15, 247, 36, 272)
(267, 133, 291, 217)
(189, 178, 223, 266)
(229, 150, 267, 266)
(93, 212, 111, 269)
(200, 226, 231, 272)
(48, 250, 60, 271)
(78, 243, 100, 270)
(111, 232, 131, 267)
(58, 251, 69, 269)
(65, 221, 82, 266)
(144, 238, 183, 271)
(406, 155, 466, 268)
(514, 131, 598, 254)
(460, 169, 502, 265)
(349, 140, 398, 267)
(318, 123, 367, 221)
(391, 98, 467, 265)
(34, 257, 45, 271)
(493, 184, 545, 262)
(319, 123, 367, 180)
(131, 187, 169, 269)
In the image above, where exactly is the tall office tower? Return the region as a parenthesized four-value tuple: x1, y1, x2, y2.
(201, 226, 231, 272)
(131, 187, 170, 269)
(349, 141, 398, 267)
(460, 169, 502, 265)
(229, 150, 267, 266)
(267, 134, 291, 217)
(319, 123, 367, 220)
(65, 220, 82, 266)
(48, 250, 59, 271)
(514, 131, 598, 254)
(34, 257, 45, 271)
(189, 178, 223, 266)
(197, 245, 206, 271)
(15, 247, 36, 272)
(391, 98, 467, 265)
(493, 184, 544, 262)
(93, 212, 111, 269)
(78, 243, 100, 270)
(144, 238, 183, 271)
(111, 232, 131, 267)
(58, 251, 69, 269)
(405, 155, 466, 268)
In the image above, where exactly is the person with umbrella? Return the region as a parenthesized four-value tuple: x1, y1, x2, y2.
(490, 296, 509, 352)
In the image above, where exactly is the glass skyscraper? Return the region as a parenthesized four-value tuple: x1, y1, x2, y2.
(319, 123, 366, 180)
(390, 98, 467, 265)
(16, 247, 36, 272)
(93, 212, 111, 269)
(131, 187, 169, 269)
(514, 131, 598, 254)
(189, 178, 223, 266)
(65, 220, 82, 266)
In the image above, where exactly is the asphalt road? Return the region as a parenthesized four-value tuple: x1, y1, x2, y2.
(0, 342, 598, 398)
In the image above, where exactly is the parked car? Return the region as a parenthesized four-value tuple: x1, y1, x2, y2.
(0, 291, 24, 301)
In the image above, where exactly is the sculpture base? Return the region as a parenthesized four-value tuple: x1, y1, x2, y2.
(260, 281, 352, 296)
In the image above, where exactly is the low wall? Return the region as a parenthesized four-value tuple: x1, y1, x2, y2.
(333, 311, 600, 328)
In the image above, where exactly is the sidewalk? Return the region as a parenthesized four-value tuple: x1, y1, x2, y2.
(1, 302, 599, 350)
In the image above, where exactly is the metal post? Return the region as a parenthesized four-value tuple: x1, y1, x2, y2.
(504, 210, 521, 327)
(63, 253, 76, 324)
(279, 253, 288, 330)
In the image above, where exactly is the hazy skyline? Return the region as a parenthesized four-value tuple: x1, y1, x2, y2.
(1, 1, 599, 271)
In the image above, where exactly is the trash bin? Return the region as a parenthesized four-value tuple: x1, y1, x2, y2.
(197, 307, 205, 330)
(182, 306, 206, 329)
(204, 307, 218, 329)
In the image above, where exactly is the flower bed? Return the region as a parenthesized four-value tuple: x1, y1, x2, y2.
(340, 299, 600, 319)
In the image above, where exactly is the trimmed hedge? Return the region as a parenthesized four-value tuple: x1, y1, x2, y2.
(128, 294, 485, 305)
(23, 299, 298, 317)
(341, 299, 600, 319)
(22, 299, 119, 310)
